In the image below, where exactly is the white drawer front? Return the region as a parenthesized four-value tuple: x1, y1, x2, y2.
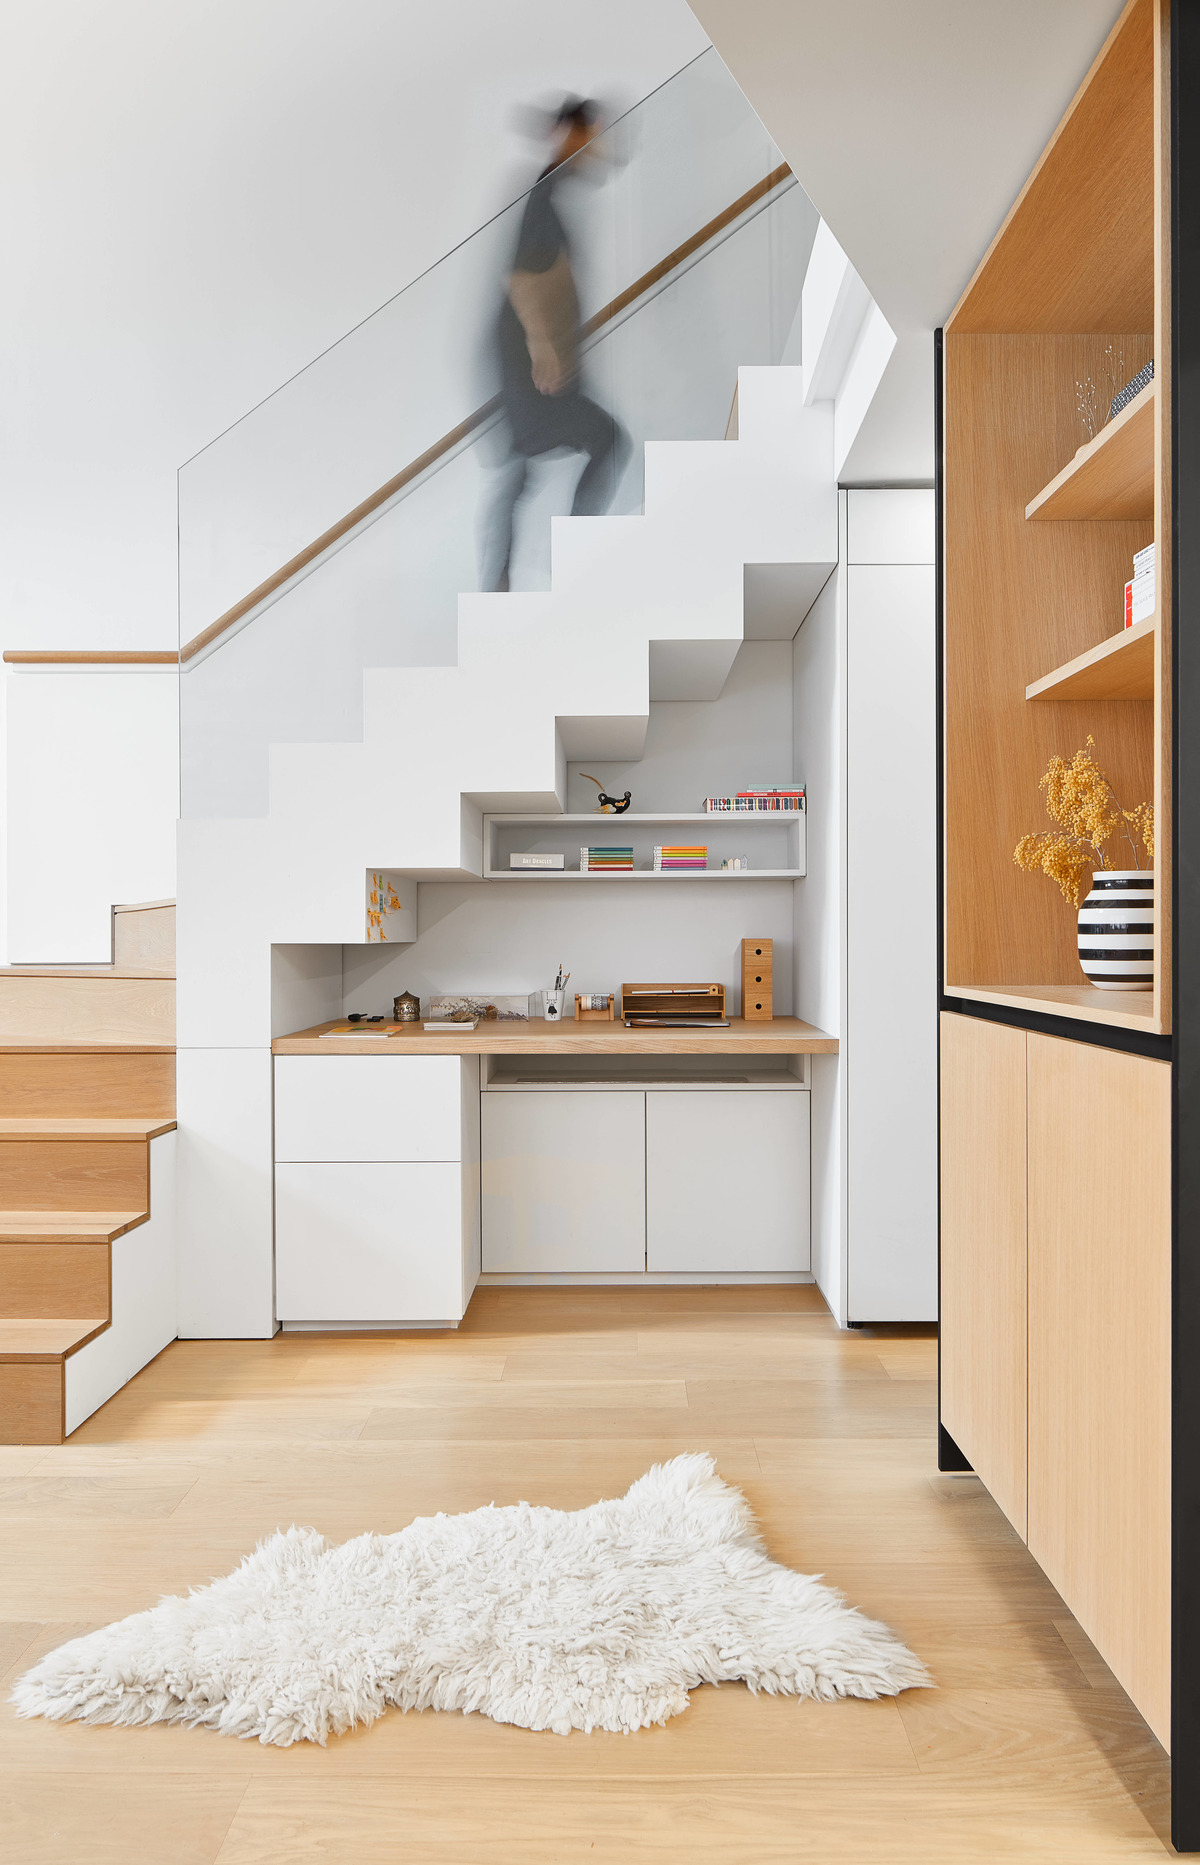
(274, 1055, 463, 1162)
(275, 1161, 466, 1321)
(481, 1090, 645, 1273)
(646, 1090, 810, 1273)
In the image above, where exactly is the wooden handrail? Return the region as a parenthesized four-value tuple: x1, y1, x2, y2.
(180, 162, 792, 665)
(3, 651, 179, 665)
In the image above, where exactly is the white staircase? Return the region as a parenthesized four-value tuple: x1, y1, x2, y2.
(177, 366, 838, 1336)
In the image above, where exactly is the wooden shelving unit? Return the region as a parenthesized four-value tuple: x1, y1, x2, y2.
(1025, 616, 1155, 700)
(939, 0, 1177, 1800)
(1024, 380, 1155, 521)
(941, 0, 1166, 1037)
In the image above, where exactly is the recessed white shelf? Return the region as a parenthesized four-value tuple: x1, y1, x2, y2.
(483, 811, 806, 880)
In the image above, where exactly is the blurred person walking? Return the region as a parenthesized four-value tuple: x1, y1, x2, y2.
(481, 97, 630, 593)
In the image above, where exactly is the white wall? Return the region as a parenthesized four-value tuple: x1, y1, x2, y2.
(344, 640, 797, 1016)
(0, 0, 707, 656)
(5, 666, 178, 963)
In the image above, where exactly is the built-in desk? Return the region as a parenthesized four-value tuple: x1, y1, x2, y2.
(270, 1019, 837, 1327)
(272, 1016, 838, 1056)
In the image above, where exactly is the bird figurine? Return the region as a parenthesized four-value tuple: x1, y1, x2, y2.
(580, 774, 632, 814)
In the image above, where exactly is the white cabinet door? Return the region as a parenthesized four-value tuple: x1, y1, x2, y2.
(274, 1056, 463, 1162)
(646, 1091, 810, 1273)
(275, 1162, 467, 1321)
(481, 1091, 645, 1273)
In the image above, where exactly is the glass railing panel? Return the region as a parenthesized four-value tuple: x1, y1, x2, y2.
(180, 49, 816, 820)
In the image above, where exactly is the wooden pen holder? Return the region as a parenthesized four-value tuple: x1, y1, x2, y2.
(575, 993, 615, 1021)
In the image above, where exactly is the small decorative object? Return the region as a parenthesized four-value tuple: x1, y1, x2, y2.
(1075, 372, 1102, 443)
(392, 991, 421, 1022)
(1109, 357, 1154, 422)
(1077, 871, 1155, 991)
(366, 870, 415, 942)
(1013, 735, 1155, 991)
(428, 993, 531, 1021)
(575, 992, 615, 1020)
(720, 856, 750, 870)
(580, 773, 632, 814)
(741, 939, 773, 1021)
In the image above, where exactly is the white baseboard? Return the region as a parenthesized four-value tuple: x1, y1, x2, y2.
(476, 1271, 816, 1287)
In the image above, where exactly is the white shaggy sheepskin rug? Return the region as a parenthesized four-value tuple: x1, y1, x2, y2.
(13, 1454, 929, 1744)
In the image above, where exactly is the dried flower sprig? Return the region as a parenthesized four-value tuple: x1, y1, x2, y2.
(1013, 736, 1154, 907)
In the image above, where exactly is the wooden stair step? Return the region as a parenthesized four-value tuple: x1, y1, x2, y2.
(0, 1118, 175, 1141)
(0, 1319, 108, 1359)
(0, 972, 174, 1044)
(0, 1319, 110, 1444)
(0, 1209, 145, 1242)
(0, 1047, 174, 1118)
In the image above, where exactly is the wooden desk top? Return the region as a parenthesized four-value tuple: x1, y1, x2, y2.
(272, 1017, 838, 1056)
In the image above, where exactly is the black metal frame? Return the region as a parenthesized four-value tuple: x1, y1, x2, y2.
(935, 8, 1200, 1835)
(1171, 0, 1199, 1846)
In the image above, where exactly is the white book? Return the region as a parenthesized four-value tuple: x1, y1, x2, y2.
(424, 1020, 479, 1032)
(509, 851, 564, 870)
(1134, 542, 1156, 576)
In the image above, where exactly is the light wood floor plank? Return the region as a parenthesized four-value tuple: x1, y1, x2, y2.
(0, 1287, 1173, 1860)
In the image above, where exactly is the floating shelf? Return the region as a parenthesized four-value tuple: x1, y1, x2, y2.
(1025, 382, 1155, 522)
(1025, 616, 1155, 701)
(945, 982, 1160, 1034)
(483, 810, 805, 880)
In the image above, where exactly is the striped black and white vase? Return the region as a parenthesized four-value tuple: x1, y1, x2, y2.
(1077, 870, 1154, 991)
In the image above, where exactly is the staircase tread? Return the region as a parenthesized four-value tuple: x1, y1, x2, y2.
(0, 1319, 108, 1360)
(0, 1118, 175, 1140)
(0, 1209, 146, 1242)
(0, 966, 175, 980)
(0, 1043, 175, 1054)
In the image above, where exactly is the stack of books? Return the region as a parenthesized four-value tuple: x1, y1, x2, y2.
(580, 845, 633, 873)
(1125, 543, 1155, 628)
(653, 844, 708, 871)
(704, 788, 805, 813)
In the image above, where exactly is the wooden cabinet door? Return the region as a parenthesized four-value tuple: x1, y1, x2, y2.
(645, 1090, 809, 1273)
(939, 1013, 1028, 1537)
(1026, 1034, 1170, 1748)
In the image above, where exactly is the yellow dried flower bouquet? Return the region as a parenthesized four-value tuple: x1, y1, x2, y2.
(1014, 736, 1153, 907)
(1014, 736, 1155, 992)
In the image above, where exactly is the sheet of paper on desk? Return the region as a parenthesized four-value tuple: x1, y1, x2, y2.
(319, 1023, 406, 1038)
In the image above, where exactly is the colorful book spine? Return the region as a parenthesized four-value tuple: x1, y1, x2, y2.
(704, 789, 805, 813)
(653, 845, 708, 870)
(580, 845, 634, 872)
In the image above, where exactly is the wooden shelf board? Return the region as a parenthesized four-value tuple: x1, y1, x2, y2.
(484, 869, 803, 881)
(1025, 382, 1155, 521)
(945, 983, 1162, 1034)
(274, 1017, 838, 1056)
(1026, 618, 1155, 701)
(484, 812, 803, 823)
(946, 0, 1154, 334)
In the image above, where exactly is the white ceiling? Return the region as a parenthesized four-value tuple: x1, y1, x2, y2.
(686, 0, 1127, 337)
